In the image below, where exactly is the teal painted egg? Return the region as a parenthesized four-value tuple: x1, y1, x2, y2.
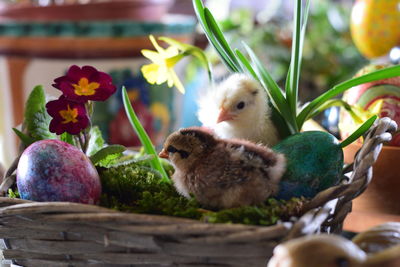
(272, 131, 343, 200)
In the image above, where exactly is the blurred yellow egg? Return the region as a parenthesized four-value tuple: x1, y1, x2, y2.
(351, 0, 400, 59)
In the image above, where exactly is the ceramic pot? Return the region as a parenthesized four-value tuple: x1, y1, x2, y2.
(343, 143, 400, 215)
(0, 0, 174, 22)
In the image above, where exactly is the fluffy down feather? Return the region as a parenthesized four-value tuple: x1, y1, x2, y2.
(197, 73, 280, 146)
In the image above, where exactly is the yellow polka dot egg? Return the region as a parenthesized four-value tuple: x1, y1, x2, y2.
(351, 0, 400, 59)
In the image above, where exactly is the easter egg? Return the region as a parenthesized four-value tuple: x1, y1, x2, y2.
(273, 131, 343, 200)
(350, 0, 400, 59)
(16, 139, 101, 204)
(339, 64, 400, 146)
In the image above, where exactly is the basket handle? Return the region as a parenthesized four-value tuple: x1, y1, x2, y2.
(284, 117, 398, 240)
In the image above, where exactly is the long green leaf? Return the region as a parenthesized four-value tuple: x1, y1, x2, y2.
(242, 44, 286, 107)
(204, 8, 242, 72)
(243, 44, 297, 134)
(122, 87, 170, 183)
(300, 0, 310, 57)
(306, 99, 361, 122)
(287, 0, 302, 116)
(12, 128, 36, 147)
(90, 145, 126, 165)
(340, 115, 378, 148)
(234, 49, 258, 82)
(235, 49, 292, 137)
(297, 65, 400, 128)
(193, 0, 238, 72)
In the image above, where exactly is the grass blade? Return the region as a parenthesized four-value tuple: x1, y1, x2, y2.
(297, 65, 400, 128)
(122, 87, 170, 183)
(340, 115, 378, 148)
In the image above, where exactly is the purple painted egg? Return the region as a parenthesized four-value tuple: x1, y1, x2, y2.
(16, 139, 101, 204)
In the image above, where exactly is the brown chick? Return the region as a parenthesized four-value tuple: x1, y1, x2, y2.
(159, 127, 286, 209)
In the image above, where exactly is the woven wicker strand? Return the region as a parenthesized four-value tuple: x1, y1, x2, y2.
(0, 118, 397, 267)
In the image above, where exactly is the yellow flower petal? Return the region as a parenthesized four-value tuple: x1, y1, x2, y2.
(156, 65, 169, 85)
(141, 49, 162, 62)
(169, 69, 185, 94)
(141, 64, 164, 84)
(149, 35, 165, 54)
(164, 46, 180, 57)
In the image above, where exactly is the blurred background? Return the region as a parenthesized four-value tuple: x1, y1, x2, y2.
(0, 0, 398, 170)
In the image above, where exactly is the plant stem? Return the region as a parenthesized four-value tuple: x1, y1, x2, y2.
(76, 133, 85, 153)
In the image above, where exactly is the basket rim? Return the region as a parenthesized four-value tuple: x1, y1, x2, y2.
(0, 117, 397, 236)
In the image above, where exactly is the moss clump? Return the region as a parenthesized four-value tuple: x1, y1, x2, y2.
(99, 162, 203, 219)
(99, 163, 306, 226)
(204, 198, 305, 225)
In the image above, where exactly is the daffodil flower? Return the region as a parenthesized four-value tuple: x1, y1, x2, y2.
(141, 35, 186, 94)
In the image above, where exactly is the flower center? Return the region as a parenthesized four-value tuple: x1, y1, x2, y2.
(72, 77, 100, 96)
(59, 105, 79, 124)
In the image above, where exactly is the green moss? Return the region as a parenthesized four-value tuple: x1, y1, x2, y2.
(8, 188, 20, 198)
(99, 163, 306, 226)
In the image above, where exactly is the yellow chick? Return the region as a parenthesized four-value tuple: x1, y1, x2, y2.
(197, 73, 280, 146)
(159, 127, 286, 209)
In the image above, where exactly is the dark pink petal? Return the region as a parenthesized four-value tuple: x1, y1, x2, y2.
(46, 96, 89, 135)
(66, 65, 85, 82)
(52, 65, 116, 103)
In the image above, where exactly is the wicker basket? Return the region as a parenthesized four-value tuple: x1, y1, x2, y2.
(0, 118, 396, 267)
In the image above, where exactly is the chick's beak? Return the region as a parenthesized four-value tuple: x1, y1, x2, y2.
(217, 107, 235, 123)
(158, 148, 169, 159)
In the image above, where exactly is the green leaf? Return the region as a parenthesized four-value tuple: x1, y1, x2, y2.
(235, 49, 291, 138)
(24, 85, 56, 140)
(193, 0, 240, 73)
(270, 106, 292, 140)
(60, 132, 76, 146)
(86, 126, 105, 156)
(90, 144, 126, 165)
(286, 0, 302, 116)
(340, 115, 378, 148)
(12, 128, 36, 147)
(242, 43, 296, 134)
(99, 154, 155, 169)
(203, 8, 242, 72)
(235, 49, 258, 79)
(297, 65, 400, 128)
(122, 87, 170, 183)
(306, 99, 362, 122)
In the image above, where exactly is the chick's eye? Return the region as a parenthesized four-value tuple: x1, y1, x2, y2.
(236, 101, 245, 110)
(167, 145, 177, 153)
(178, 150, 189, 159)
(335, 257, 349, 267)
